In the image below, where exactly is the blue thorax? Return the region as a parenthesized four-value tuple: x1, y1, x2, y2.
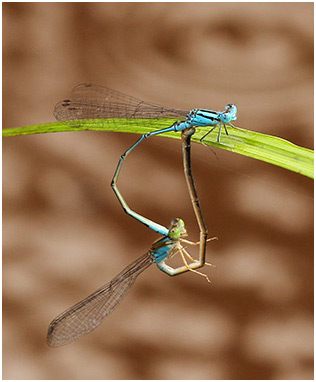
(151, 236, 177, 263)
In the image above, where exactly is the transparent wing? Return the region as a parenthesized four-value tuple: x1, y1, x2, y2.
(47, 252, 153, 347)
(54, 83, 188, 122)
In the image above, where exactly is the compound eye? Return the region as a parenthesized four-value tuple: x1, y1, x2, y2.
(169, 227, 181, 240)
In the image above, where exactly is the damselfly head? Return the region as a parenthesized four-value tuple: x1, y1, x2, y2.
(168, 218, 187, 239)
(219, 104, 237, 124)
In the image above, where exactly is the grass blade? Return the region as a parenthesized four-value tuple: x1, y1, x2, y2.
(3, 119, 314, 179)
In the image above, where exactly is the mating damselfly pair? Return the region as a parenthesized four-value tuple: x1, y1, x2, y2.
(47, 84, 238, 347)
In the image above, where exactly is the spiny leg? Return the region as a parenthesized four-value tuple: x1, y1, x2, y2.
(200, 123, 239, 144)
(180, 240, 216, 269)
(217, 124, 222, 142)
(178, 246, 210, 283)
(223, 124, 229, 137)
(180, 237, 218, 246)
(199, 125, 218, 142)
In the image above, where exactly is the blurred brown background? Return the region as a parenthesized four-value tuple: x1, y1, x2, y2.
(3, 3, 313, 380)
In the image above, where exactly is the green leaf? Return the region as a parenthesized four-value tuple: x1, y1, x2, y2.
(3, 119, 314, 179)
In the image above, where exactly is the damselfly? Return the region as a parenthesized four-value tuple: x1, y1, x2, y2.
(54, 83, 237, 144)
(47, 218, 212, 347)
(46, 129, 215, 346)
